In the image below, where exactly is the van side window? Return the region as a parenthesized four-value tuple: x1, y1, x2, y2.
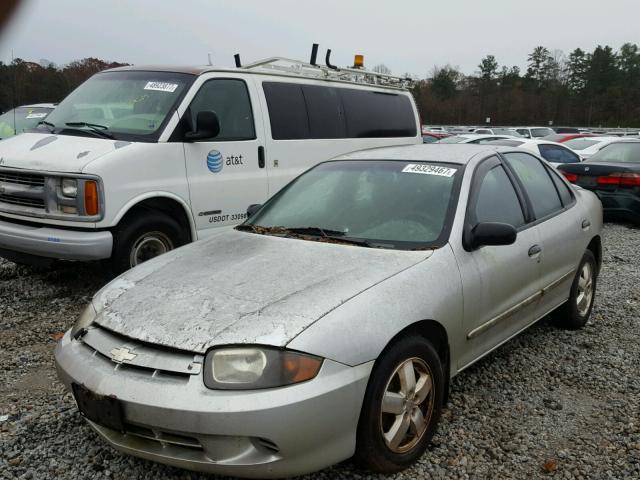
(262, 83, 310, 140)
(339, 90, 416, 138)
(262, 82, 416, 140)
(189, 79, 255, 141)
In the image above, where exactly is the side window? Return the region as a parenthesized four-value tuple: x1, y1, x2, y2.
(339, 89, 416, 138)
(301, 85, 345, 139)
(262, 82, 309, 140)
(538, 144, 580, 164)
(516, 129, 530, 138)
(188, 79, 255, 141)
(474, 164, 526, 227)
(548, 168, 574, 207)
(504, 152, 563, 218)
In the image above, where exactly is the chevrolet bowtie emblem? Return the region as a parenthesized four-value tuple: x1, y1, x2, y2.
(110, 347, 137, 363)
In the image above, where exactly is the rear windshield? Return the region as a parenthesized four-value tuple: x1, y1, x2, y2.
(563, 139, 599, 150)
(531, 127, 555, 138)
(589, 142, 640, 163)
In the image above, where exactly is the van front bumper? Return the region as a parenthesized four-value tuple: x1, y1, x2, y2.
(54, 331, 372, 478)
(0, 216, 112, 261)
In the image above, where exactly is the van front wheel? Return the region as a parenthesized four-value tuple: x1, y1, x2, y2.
(110, 210, 187, 274)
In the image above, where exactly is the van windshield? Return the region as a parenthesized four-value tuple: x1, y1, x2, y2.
(41, 71, 194, 142)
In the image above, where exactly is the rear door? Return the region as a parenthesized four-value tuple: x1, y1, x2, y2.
(182, 75, 268, 235)
(502, 152, 583, 315)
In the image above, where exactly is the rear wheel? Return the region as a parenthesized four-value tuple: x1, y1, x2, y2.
(553, 250, 597, 329)
(110, 209, 188, 274)
(354, 335, 444, 473)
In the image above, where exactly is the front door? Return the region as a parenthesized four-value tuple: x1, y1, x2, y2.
(182, 76, 267, 236)
(455, 156, 543, 368)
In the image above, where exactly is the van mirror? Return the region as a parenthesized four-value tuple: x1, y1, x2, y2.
(185, 111, 220, 141)
(246, 204, 262, 218)
(471, 222, 517, 249)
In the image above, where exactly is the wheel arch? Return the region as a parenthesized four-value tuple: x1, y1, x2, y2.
(586, 235, 602, 274)
(112, 193, 196, 241)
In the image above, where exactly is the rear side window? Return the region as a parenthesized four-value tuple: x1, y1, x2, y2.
(538, 144, 580, 164)
(262, 82, 416, 140)
(504, 152, 563, 219)
(548, 169, 574, 207)
(474, 164, 525, 227)
(188, 79, 255, 141)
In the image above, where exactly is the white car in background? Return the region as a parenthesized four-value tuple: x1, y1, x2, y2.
(472, 127, 523, 137)
(437, 134, 514, 144)
(485, 138, 582, 167)
(514, 127, 556, 139)
(563, 136, 640, 159)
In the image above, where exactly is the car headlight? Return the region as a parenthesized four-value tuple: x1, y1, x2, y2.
(71, 303, 97, 339)
(203, 347, 323, 390)
(61, 178, 78, 197)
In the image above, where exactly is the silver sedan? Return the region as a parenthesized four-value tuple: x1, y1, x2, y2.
(55, 144, 603, 478)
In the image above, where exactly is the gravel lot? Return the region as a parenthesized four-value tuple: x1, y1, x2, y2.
(1, 222, 638, 480)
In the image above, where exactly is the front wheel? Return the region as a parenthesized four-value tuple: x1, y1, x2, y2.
(354, 335, 444, 473)
(110, 209, 188, 274)
(553, 250, 597, 329)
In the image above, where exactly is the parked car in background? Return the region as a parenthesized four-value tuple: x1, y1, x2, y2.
(515, 126, 555, 139)
(553, 127, 580, 134)
(558, 140, 640, 223)
(0, 57, 421, 272)
(0, 103, 55, 140)
(423, 132, 450, 143)
(473, 127, 522, 137)
(486, 138, 582, 167)
(421, 125, 447, 134)
(542, 133, 596, 143)
(55, 143, 602, 478)
(438, 134, 514, 144)
(564, 136, 639, 159)
(604, 130, 639, 137)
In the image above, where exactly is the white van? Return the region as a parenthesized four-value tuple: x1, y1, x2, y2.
(0, 56, 420, 271)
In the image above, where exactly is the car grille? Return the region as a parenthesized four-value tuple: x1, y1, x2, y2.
(124, 423, 204, 451)
(0, 168, 47, 212)
(0, 170, 45, 187)
(0, 193, 45, 208)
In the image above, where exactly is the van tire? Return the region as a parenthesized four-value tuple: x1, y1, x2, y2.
(110, 209, 187, 274)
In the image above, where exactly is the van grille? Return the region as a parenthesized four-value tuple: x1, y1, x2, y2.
(0, 194, 45, 209)
(0, 170, 45, 187)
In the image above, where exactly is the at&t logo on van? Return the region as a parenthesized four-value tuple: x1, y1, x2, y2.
(207, 150, 223, 173)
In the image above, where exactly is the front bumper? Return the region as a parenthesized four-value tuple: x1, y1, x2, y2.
(0, 216, 112, 261)
(54, 331, 372, 478)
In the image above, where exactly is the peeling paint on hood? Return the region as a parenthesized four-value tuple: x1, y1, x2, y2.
(0, 133, 123, 173)
(93, 230, 432, 353)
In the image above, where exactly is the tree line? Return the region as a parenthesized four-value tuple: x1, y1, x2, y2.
(1, 44, 639, 128)
(0, 57, 128, 113)
(413, 43, 640, 128)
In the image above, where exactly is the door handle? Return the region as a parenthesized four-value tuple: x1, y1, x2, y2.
(528, 245, 542, 257)
(582, 219, 591, 229)
(258, 146, 265, 169)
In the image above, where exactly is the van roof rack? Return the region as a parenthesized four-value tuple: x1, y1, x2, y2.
(241, 57, 414, 90)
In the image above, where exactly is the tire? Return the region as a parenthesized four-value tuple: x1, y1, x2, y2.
(354, 335, 444, 473)
(110, 209, 188, 275)
(553, 250, 597, 330)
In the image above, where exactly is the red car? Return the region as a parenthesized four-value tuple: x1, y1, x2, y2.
(542, 133, 597, 143)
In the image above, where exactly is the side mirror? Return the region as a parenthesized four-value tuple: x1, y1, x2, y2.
(471, 222, 517, 249)
(184, 111, 220, 141)
(246, 204, 262, 218)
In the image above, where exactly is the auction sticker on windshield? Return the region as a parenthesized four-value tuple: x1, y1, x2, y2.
(144, 81, 179, 93)
(402, 164, 457, 177)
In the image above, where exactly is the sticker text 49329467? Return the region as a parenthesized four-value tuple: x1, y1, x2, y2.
(402, 164, 457, 177)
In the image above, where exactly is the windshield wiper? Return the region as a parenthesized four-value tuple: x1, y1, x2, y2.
(37, 120, 56, 133)
(64, 122, 114, 139)
(235, 224, 258, 232)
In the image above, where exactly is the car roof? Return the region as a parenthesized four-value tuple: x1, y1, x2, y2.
(334, 144, 509, 165)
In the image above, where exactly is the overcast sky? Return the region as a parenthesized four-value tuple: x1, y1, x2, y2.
(1, 0, 639, 77)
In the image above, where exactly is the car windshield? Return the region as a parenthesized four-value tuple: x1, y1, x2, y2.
(438, 135, 467, 143)
(588, 142, 640, 163)
(0, 106, 53, 139)
(564, 138, 599, 150)
(41, 71, 194, 142)
(531, 127, 555, 138)
(242, 160, 461, 249)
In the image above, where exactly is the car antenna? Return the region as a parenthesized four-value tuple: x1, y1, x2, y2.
(309, 43, 319, 66)
(325, 48, 338, 70)
(234, 54, 242, 68)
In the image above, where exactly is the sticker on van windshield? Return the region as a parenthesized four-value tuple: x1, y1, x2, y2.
(26, 112, 48, 119)
(144, 81, 179, 93)
(402, 164, 457, 177)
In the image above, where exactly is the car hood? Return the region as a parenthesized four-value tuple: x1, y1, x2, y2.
(0, 132, 130, 173)
(93, 229, 432, 353)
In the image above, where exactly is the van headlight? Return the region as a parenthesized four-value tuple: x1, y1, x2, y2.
(71, 303, 97, 339)
(203, 347, 323, 390)
(61, 178, 78, 197)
